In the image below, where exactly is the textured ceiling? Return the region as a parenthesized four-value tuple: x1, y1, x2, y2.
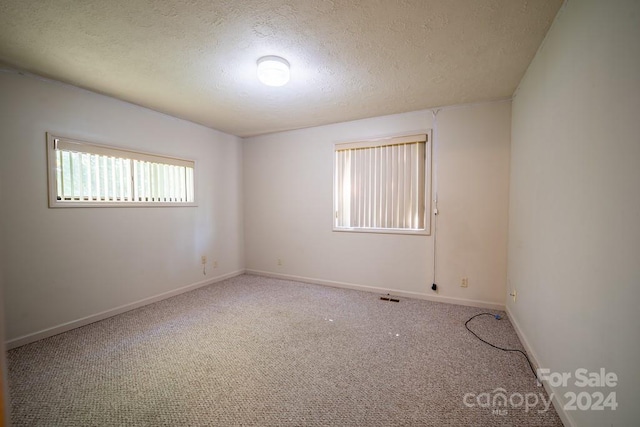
(0, 0, 562, 137)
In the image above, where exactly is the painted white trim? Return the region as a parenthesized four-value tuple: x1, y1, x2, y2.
(5, 270, 244, 350)
(506, 306, 575, 427)
(246, 270, 505, 311)
(46, 133, 198, 208)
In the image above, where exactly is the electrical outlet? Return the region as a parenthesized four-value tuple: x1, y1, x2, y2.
(461, 277, 468, 288)
(201, 256, 207, 265)
(510, 290, 517, 302)
(277, 258, 283, 266)
(213, 260, 218, 268)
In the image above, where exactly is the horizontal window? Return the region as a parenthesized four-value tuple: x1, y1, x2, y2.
(46, 134, 195, 207)
(334, 133, 431, 235)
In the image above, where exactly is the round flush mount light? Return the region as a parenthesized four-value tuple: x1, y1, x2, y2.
(257, 56, 290, 87)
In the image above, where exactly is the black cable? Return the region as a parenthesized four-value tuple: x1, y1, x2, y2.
(465, 313, 538, 381)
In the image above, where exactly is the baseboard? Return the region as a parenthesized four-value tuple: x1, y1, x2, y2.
(506, 306, 575, 427)
(5, 270, 245, 350)
(246, 269, 505, 311)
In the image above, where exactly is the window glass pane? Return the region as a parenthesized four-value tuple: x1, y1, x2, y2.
(334, 134, 429, 233)
(48, 134, 195, 207)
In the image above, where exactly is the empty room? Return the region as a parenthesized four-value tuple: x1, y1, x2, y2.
(0, 0, 638, 426)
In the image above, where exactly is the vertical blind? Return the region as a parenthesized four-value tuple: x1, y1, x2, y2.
(49, 135, 195, 205)
(335, 135, 427, 230)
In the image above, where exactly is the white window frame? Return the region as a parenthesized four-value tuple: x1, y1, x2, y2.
(333, 131, 432, 236)
(46, 133, 196, 208)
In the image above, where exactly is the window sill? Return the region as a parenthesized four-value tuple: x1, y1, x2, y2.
(49, 201, 198, 208)
(333, 227, 429, 236)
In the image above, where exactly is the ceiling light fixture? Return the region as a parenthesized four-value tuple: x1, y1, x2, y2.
(257, 56, 290, 87)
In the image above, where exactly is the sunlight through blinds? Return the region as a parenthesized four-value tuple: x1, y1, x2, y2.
(48, 135, 195, 206)
(335, 134, 427, 231)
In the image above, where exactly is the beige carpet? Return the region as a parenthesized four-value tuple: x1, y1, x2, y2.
(8, 274, 563, 426)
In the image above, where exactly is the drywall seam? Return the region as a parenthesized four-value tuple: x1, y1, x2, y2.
(506, 306, 576, 427)
(5, 270, 245, 350)
(246, 270, 505, 311)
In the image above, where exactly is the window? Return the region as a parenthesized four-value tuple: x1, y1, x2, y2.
(46, 133, 195, 207)
(334, 132, 431, 235)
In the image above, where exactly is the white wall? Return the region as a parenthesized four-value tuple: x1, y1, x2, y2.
(508, 0, 640, 425)
(0, 70, 244, 344)
(0, 221, 7, 422)
(244, 101, 511, 308)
